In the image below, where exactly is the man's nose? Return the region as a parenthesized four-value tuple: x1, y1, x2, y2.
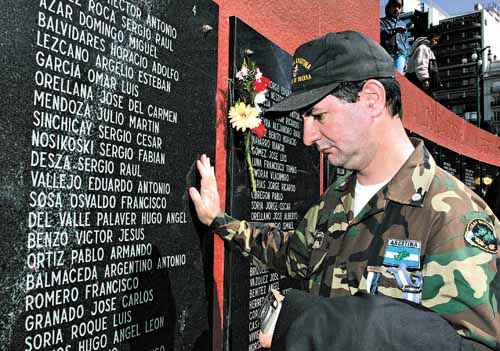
(302, 117, 320, 146)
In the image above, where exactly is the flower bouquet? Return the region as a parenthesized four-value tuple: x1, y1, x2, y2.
(229, 58, 270, 192)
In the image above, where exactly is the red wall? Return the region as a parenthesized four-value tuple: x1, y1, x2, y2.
(209, 1, 500, 349)
(400, 76, 500, 165)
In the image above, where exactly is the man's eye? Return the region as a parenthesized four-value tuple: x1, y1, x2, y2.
(312, 113, 325, 121)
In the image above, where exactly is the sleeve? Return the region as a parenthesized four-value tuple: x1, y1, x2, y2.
(421, 212, 499, 350)
(210, 197, 326, 279)
(271, 290, 470, 351)
(414, 45, 431, 81)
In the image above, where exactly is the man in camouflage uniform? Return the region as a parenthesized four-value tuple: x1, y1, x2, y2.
(189, 31, 499, 350)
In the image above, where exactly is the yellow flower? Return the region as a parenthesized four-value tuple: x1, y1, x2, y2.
(228, 102, 261, 131)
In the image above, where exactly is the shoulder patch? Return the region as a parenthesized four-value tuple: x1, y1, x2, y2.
(464, 219, 497, 254)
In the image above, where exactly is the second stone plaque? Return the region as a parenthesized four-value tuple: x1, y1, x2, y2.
(225, 17, 320, 351)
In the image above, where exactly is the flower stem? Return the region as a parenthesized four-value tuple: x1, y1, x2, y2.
(244, 131, 256, 192)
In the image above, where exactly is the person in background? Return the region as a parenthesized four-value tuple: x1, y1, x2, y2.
(380, 0, 410, 74)
(406, 33, 442, 94)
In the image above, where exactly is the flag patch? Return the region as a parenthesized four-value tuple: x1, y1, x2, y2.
(383, 239, 421, 269)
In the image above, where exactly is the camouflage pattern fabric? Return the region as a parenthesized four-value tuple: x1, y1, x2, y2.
(212, 139, 499, 350)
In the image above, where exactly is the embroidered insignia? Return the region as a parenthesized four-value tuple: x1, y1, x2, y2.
(383, 239, 421, 269)
(292, 57, 312, 84)
(292, 64, 299, 79)
(464, 218, 497, 254)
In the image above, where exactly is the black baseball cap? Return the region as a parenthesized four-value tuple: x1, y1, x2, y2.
(266, 31, 395, 113)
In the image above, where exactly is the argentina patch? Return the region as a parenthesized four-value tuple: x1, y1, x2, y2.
(383, 239, 421, 269)
(464, 218, 497, 254)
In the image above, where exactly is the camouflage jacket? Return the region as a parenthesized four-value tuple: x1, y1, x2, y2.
(212, 139, 499, 349)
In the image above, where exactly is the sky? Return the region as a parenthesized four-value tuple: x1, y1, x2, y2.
(428, 0, 481, 15)
(380, 0, 490, 16)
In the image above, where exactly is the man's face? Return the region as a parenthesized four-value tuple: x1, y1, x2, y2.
(302, 94, 377, 171)
(389, 2, 402, 17)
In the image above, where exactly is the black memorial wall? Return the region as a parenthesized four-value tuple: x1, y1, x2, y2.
(225, 18, 320, 351)
(0, 1, 218, 350)
(419, 134, 499, 197)
(325, 133, 499, 198)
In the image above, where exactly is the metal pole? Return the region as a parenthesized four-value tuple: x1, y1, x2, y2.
(474, 50, 483, 196)
(477, 60, 481, 129)
(474, 46, 491, 130)
(474, 60, 484, 196)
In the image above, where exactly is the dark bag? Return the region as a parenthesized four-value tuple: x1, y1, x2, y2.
(387, 30, 398, 55)
(381, 30, 397, 55)
(272, 290, 476, 351)
(429, 58, 441, 90)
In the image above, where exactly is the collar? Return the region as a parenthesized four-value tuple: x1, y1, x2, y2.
(331, 138, 436, 207)
(384, 138, 436, 207)
(331, 170, 355, 192)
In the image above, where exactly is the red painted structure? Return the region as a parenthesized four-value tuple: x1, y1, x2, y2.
(400, 77, 500, 165)
(209, 1, 500, 349)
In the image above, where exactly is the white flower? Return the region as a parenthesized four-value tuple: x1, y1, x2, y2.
(228, 102, 261, 131)
(254, 91, 267, 105)
(236, 65, 249, 80)
(255, 68, 262, 81)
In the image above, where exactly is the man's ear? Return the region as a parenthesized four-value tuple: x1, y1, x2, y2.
(359, 79, 386, 117)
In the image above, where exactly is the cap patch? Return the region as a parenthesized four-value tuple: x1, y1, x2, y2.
(464, 219, 497, 254)
(292, 57, 312, 85)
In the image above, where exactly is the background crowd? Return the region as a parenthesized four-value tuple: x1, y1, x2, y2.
(380, 0, 442, 95)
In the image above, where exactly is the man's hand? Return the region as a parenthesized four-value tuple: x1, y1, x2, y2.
(259, 331, 273, 349)
(258, 290, 285, 349)
(188, 154, 222, 225)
